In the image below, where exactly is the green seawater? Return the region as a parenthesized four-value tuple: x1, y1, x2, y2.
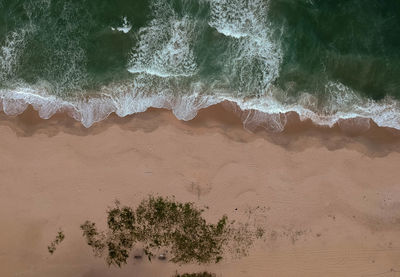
(0, 0, 399, 128)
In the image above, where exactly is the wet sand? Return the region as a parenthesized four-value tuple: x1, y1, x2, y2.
(1, 104, 400, 277)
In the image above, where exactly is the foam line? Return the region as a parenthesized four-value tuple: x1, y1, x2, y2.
(1, 81, 399, 131)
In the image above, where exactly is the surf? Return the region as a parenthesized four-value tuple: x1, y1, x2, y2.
(0, 0, 399, 131)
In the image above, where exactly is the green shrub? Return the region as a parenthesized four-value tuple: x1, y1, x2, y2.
(48, 229, 65, 254)
(81, 196, 231, 267)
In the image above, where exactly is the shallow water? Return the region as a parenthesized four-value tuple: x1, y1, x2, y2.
(0, 0, 399, 129)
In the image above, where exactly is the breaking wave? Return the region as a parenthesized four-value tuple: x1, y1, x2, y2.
(1, 80, 400, 131)
(0, 0, 399, 132)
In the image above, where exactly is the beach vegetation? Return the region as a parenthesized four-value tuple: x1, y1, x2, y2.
(47, 229, 65, 254)
(81, 196, 231, 267)
(173, 272, 216, 277)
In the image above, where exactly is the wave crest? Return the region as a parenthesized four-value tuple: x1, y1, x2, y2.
(128, 0, 198, 77)
(1, 80, 400, 132)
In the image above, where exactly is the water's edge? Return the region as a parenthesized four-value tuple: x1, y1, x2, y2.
(1, 87, 399, 133)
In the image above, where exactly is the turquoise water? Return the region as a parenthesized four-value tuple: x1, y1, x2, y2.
(0, 0, 399, 129)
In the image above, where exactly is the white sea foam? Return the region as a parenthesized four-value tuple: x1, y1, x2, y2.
(221, 82, 400, 132)
(1, 0, 399, 132)
(1, 78, 400, 132)
(209, 0, 269, 39)
(111, 17, 132, 33)
(0, 28, 31, 81)
(128, 17, 197, 77)
(128, 0, 197, 77)
(0, 77, 218, 127)
(209, 0, 282, 94)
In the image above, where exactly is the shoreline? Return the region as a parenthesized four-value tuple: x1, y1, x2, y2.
(1, 103, 400, 276)
(2, 87, 400, 130)
(2, 102, 400, 155)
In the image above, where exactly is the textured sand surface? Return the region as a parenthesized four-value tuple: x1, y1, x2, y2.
(1, 105, 400, 277)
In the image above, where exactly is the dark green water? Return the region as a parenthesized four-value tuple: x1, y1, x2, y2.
(0, 0, 399, 129)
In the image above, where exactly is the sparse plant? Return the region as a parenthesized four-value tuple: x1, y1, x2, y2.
(81, 196, 231, 267)
(48, 229, 65, 254)
(173, 272, 216, 277)
(228, 222, 254, 258)
(255, 226, 265, 239)
(80, 195, 266, 268)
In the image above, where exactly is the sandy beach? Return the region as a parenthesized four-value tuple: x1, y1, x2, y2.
(1, 104, 400, 277)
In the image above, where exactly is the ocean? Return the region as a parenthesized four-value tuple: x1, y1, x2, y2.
(0, 0, 399, 129)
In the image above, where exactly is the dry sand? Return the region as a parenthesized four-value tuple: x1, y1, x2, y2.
(1, 104, 400, 277)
